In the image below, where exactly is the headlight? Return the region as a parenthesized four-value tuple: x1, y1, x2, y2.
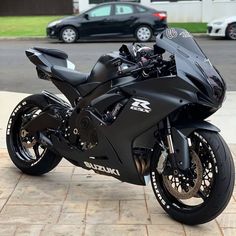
(213, 21, 224, 25)
(48, 20, 62, 27)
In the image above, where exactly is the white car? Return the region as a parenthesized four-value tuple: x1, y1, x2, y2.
(207, 16, 236, 40)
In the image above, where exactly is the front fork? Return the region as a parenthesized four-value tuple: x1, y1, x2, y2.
(158, 117, 190, 174)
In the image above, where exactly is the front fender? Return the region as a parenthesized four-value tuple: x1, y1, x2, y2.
(172, 120, 220, 171)
(174, 120, 220, 137)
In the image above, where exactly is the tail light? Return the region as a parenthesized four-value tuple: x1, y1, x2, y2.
(152, 12, 167, 20)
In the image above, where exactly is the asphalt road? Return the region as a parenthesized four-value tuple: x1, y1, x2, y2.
(0, 38, 235, 93)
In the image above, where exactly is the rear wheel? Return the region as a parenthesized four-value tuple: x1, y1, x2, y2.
(226, 23, 236, 40)
(150, 130, 235, 225)
(135, 25, 153, 42)
(60, 26, 78, 43)
(6, 94, 62, 175)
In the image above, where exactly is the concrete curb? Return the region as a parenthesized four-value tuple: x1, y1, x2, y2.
(0, 36, 47, 41)
(0, 33, 208, 41)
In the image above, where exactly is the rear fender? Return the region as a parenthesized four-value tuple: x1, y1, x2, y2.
(23, 91, 70, 135)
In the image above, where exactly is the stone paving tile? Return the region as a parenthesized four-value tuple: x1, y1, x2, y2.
(223, 198, 236, 213)
(72, 173, 119, 183)
(147, 224, 185, 236)
(229, 144, 236, 157)
(58, 212, 86, 225)
(0, 188, 14, 199)
(222, 228, 236, 236)
(8, 182, 69, 205)
(86, 200, 119, 224)
(119, 200, 151, 224)
(0, 156, 15, 168)
(150, 213, 181, 225)
(58, 159, 74, 167)
(62, 201, 87, 213)
(0, 205, 61, 224)
(146, 197, 166, 214)
(0, 199, 7, 211)
(0, 167, 21, 188)
(84, 225, 147, 236)
(41, 225, 85, 236)
(0, 224, 16, 236)
(74, 167, 96, 175)
(67, 182, 145, 201)
(217, 213, 236, 228)
(15, 225, 43, 236)
(53, 166, 75, 174)
(184, 220, 222, 236)
(18, 172, 72, 185)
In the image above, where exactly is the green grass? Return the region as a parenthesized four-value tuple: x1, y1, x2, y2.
(0, 16, 207, 37)
(0, 16, 64, 37)
(168, 23, 207, 33)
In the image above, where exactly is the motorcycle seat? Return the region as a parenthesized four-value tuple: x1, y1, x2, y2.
(33, 47, 68, 60)
(51, 65, 89, 86)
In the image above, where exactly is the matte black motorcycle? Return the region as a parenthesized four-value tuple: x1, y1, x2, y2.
(6, 28, 235, 225)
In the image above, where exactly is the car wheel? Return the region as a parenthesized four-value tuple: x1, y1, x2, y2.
(60, 26, 78, 43)
(226, 23, 236, 40)
(135, 25, 153, 42)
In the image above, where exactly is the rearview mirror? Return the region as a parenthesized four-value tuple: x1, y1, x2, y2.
(84, 13, 89, 20)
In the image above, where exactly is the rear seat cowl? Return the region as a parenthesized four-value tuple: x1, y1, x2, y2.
(33, 47, 68, 60)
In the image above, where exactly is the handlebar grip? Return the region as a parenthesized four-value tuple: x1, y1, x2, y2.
(119, 64, 140, 75)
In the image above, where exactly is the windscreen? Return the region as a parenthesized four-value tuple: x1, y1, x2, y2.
(156, 28, 207, 59)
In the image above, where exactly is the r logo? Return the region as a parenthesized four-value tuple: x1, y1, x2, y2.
(130, 98, 151, 113)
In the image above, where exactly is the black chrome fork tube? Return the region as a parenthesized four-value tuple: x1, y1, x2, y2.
(166, 117, 179, 172)
(166, 117, 174, 154)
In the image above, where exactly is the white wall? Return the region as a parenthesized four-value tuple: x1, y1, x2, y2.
(205, 0, 236, 21)
(141, 0, 202, 22)
(77, 0, 236, 22)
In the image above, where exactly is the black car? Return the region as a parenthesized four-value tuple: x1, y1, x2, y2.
(47, 2, 167, 43)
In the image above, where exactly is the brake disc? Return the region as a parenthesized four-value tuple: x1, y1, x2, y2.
(162, 150, 203, 199)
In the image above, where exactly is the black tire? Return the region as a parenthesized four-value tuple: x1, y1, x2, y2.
(150, 130, 235, 225)
(6, 94, 62, 175)
(60, 26, 78, 43)
(226, 23, 236, 40)
(135, 25, 153, 42)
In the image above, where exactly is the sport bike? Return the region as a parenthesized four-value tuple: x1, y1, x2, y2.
(6, 28, 235, 225)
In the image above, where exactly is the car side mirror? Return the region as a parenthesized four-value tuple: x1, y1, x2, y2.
(84, 14, 89, 20)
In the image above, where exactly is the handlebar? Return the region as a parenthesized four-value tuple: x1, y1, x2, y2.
(118, 59, 155, 76)
(118, 63, 141, 75)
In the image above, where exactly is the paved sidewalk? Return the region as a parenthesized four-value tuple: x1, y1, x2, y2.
(0, 147, 236, 236)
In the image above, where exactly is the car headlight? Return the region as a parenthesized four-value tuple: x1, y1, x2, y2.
(48, 20, 62, 27)
(213, 21, 224, 25)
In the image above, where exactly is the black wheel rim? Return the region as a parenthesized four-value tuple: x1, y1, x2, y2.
(152, 131, 217, 211)
(11, 105, 47, 164)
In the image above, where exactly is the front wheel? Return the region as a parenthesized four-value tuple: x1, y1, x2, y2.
(151, 130, 235, 225)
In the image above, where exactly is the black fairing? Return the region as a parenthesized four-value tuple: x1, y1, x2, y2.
(156, 28, 226, 111)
